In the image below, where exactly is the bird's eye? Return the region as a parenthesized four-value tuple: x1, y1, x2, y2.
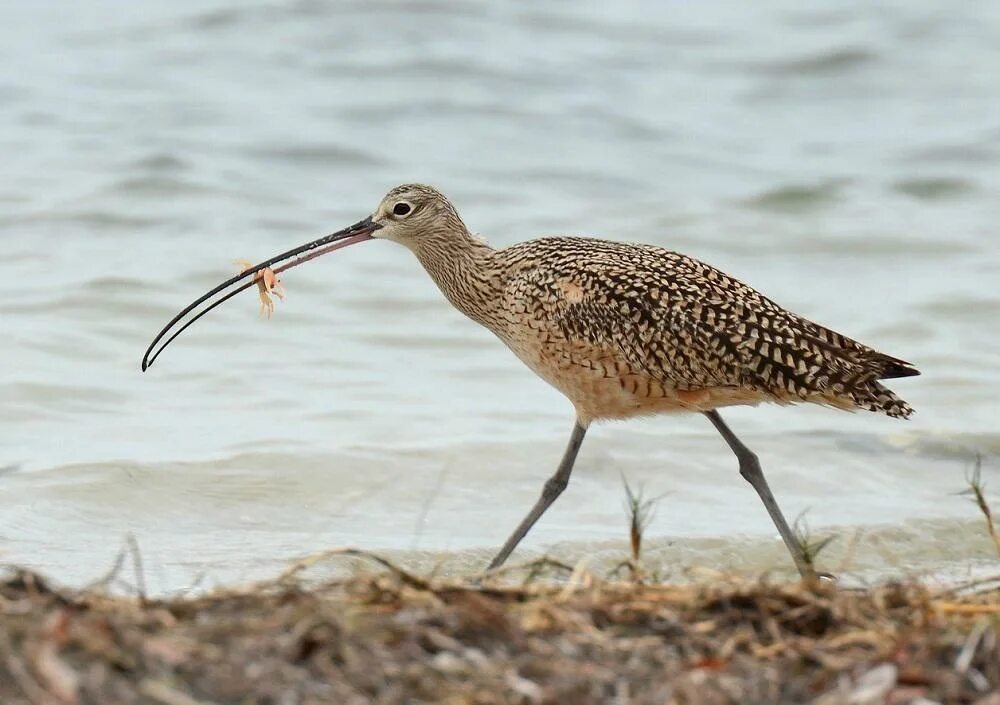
(392, 202, 412, 217)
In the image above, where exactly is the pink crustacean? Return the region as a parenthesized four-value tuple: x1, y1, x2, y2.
(234, 260, 286, 318)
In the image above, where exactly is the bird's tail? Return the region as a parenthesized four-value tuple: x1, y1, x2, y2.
(872, 353, 920, 380)
(794, 325, 919, 418)
(850, 380, 915, 419)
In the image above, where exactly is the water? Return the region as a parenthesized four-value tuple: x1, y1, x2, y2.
(2, 1, 999, 591)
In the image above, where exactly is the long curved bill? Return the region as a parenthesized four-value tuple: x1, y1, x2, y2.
(141, 216, 381, 371)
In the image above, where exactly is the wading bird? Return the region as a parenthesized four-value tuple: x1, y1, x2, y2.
(143, 184, 919, 577)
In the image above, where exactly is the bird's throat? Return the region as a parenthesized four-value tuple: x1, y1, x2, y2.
(412, 233, 504, 329)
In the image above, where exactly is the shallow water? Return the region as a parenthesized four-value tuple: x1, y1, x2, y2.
(1, 1, 999, 591)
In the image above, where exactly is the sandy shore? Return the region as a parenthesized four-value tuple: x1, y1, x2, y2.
(1, 549, 998, 705)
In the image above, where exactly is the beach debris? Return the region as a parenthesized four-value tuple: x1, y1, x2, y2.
(234, 260, 285, 318)
(1, 555, 998, 705)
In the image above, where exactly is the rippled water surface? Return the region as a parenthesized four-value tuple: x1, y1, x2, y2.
(2, 1, 999, 590)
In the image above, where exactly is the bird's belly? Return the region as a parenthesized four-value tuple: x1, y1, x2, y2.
(500, 334, 764, 423)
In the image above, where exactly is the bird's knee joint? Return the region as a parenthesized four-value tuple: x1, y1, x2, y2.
(738, 452, 761, 482)
(542, 476, 568, 499)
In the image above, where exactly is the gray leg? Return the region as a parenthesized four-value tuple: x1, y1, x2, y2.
(703, 410, 814, 578)
(487, 421, 589, 570)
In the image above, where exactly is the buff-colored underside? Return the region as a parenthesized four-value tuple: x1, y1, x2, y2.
(504, 336, 877, 424)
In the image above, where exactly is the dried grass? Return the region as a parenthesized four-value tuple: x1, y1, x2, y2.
(963, 455, 1000, 557)
(1, 550, 997, 705)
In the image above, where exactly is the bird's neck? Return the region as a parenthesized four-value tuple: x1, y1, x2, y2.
(411, 230, 504, 329)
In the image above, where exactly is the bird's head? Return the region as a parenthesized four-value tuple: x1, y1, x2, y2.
(370, 183, 467, 250)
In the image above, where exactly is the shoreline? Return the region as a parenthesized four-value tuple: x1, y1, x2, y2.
(2, 550, 997, 705)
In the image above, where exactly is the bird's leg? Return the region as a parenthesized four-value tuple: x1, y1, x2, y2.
(486, 421, 589, 570)
(703, 410, 815, 579)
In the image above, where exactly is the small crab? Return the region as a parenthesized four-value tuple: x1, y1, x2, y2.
(234, 259, 286, 318)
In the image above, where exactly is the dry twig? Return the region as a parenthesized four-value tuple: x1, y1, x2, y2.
(961, 455, 1000, 556)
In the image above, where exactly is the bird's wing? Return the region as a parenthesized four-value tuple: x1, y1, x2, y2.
(504, 239, 916, 400)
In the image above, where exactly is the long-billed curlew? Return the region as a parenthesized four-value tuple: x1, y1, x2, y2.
(143, 184, 919, 577)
